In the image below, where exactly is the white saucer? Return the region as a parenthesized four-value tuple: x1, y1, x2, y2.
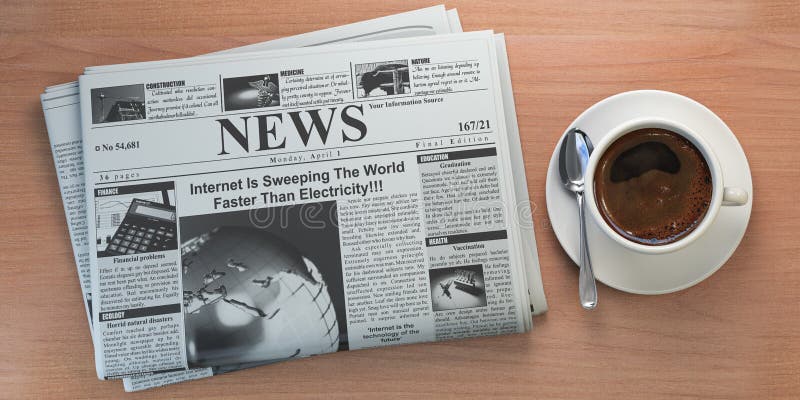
(545, 90, 753, 294)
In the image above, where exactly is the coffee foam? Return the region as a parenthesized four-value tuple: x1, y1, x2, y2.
(594, 128, 712, 245)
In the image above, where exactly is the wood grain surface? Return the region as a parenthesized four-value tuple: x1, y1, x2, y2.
(1, 1, 798, 398)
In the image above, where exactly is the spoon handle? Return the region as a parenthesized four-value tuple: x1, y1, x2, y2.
(577, 191, 598, 309)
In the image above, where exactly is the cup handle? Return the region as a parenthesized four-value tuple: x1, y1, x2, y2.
(722, 187, 748, 206)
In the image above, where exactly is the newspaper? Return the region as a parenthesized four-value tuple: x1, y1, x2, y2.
(41, 6, 478, 391)
(41, 7, 546, 391)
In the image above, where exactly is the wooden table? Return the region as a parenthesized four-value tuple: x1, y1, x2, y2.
(1, 1, 798, 398)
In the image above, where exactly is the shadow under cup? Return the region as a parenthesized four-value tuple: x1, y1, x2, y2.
(585, 118, 731, 254)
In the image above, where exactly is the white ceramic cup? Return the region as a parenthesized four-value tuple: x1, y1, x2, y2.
(584, 117, 749, 254)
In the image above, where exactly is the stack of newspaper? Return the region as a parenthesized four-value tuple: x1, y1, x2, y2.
(40, 6, 547, 392)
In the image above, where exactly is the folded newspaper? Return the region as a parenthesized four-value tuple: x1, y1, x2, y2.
(40, 6, 546, 392)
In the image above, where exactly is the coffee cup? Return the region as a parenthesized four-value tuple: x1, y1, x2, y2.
(584, 116, 748, 255)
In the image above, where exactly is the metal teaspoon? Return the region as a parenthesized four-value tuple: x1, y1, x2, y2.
(558, 128, 597, 309)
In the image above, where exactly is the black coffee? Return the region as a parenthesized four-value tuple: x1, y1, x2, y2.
(594, 128, 712, 245)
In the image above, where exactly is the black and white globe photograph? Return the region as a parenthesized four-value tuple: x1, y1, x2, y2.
(178, 201, 346, 368)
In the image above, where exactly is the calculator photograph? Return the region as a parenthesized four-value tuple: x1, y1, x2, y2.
(101, 198, 178, 257)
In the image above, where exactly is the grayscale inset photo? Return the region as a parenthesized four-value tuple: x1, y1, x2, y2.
(222, 73, 280, 111)
(93, 181, 177, 258)
(429, 264, 487, 312)
(355, 60, 410, 98)
(178, 201, 347, 368)
(90, 84, 146, 124)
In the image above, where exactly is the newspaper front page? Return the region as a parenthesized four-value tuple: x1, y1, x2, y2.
(78, 31, 534, 380)
(42, 6, 483, 390)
